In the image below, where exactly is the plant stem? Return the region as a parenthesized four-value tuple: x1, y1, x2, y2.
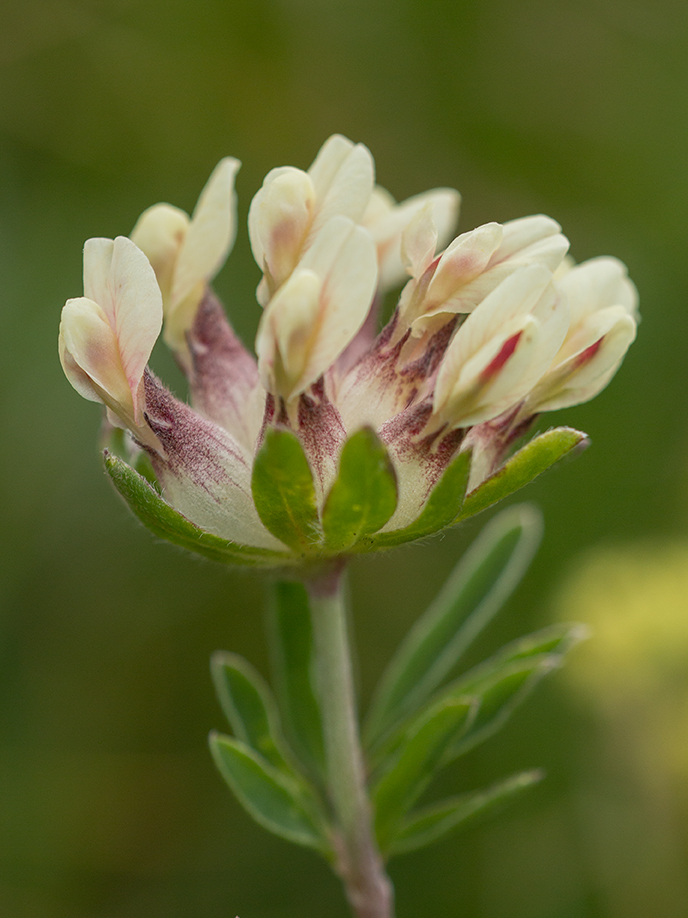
(307, 564, 394, 918)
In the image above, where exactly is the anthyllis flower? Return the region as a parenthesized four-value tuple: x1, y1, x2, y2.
(59, 135, 638, 568)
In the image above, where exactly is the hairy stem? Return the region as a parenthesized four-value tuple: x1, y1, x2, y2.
(307, 565, 394, 918)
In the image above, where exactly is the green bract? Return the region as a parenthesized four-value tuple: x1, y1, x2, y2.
(105, 425, 587, 568)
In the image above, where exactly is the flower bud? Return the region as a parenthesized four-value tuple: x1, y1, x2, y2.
(59, 236, 162, 442)
(131, 157, 240, 353)
(399, 214, 569, 337)
(255, 216, 378, 403)
(249, 135, 375, 307)
(524, 257, 638, 412)
(431, 263, 569, 429)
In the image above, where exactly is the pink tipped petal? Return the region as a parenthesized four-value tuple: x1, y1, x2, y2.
(529, 308, 637, 412)
(248, 166, 315, 290)
(59, 297, 130, 411)
(446, 263, 553, 361)
(413, 216, 568, 323)
(425, 222, 503, 309)
(172, 157, 241, 307)
(432, 265, 569, 428)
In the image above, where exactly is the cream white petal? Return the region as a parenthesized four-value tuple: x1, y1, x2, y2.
(130, 203, 189, 305)
(106, 237, 163, 399)
(362, 185, 396, 224)
(247, 166, 315, 288)
(307, 136, 374, 237)
(425, 222, 503, 308)
(444, 263, 553, 363)
(59, 297, 130, 409)
(400, 203, 439, 280)
(557, 256, 639, 327)
(370, 187, 460, 290)
(83, 237, 115, 323)
(297, 217, 378, 389)
(492, 215, 566, 267)
(529, 307, 637, 412)
(256, 268, 323, 399)
(432, 265, 569, 427)
(172, 157, 240, 307)
(80, 236, 163, 420)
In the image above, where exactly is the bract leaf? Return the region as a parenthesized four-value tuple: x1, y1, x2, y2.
(266, 582, 326, 780)
(104, 451, 292, 567)
(388, 770, 543, 856)
(211, 651, 293, 773)
(209, 733, 329, 851)
(456, 427, 588, 523)
(372, 698, 475, 852)
(322, 427, 398, 550)
(251, 428, 321, 553)
(365, 505, 542, 746)
(366, 448, 471, 550)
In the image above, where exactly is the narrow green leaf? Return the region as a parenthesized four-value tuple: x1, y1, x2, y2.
(365, 449, 471, 550)
(365, 505, 542, 746)
(446, 657, 559, 760)
(266, 582, 326, 780)
(456, 427, 588, 523)
(372, 698, 475, 851)
(450, 623, 588, 692)
(209, 733, 328, 851)
(211, 652, 293, 772)
(371, 627, 580, 772)
(251, 428, 320, 553)
(322, 427, 398, 550)
(388, 770, 543, 856)
(104, 452, 292, 567)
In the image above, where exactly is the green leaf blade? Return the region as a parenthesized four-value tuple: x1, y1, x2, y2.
(251, 428, 321, 553)
(372, 698, 475, 852)
(322, 427, 398, 551)
(209, 733, 328, 851)
(211, 652, 292, 772)
(365, 505, 542, 747)
(389, 770, 544, 856)
(366, 449, 471, 550)
(457, 427, 588, 523)
(104, 452, 292, 567)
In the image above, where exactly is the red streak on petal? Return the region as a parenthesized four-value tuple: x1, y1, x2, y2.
(480, 331, 523, 383)
(573, 337, 604, 368)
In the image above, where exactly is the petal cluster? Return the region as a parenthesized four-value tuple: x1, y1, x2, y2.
(59, 135, 638, 564)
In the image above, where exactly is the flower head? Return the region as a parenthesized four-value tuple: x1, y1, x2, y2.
(59, 135, 637, 568)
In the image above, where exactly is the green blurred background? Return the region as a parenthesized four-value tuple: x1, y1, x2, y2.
(2, 0, 688, 915)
